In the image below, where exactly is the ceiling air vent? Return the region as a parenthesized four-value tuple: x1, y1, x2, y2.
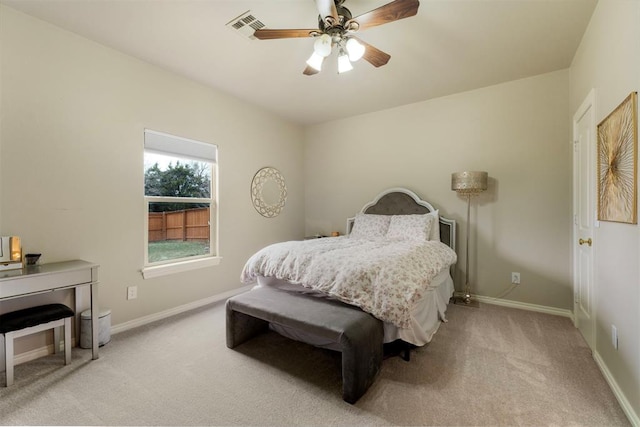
(226, 11, 265, 40)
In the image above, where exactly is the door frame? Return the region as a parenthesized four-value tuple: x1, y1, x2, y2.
(572, 88, 597, 349)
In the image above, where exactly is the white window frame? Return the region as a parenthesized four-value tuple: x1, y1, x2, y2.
(141, 129, 220, 279)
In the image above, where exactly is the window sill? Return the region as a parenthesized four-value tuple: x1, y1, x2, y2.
(142, 256, 221, 279)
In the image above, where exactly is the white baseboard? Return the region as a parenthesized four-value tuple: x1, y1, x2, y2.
(111, 285, 252, 335)
(454, 291, 573, 318)
(593, 351, 640, 426)
(456, 292, 637, 426)
(1, 286, 252, 372)
(0, 343, 57, 373)
(4, 287, 637, 427)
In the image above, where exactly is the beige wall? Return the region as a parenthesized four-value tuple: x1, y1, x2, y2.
(305, 70, 573, 310)
(2, 2, 638, 422)
(0, 5, 305, 344)
(570, 0, 640, 420)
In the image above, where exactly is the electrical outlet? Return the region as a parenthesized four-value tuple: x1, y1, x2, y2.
(511, 272, 521, 285)
(612, 325, 618, 349)
(127, 286, 138, 300)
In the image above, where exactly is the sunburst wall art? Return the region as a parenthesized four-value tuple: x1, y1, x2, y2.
(597, 91, 638, 224)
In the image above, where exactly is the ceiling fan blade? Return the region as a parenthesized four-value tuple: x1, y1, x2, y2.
(315, 0, 339, 21)
(253, 29, 317, 40)
(303, 65, 320, 76)
(353, 37, 391, 67)
(351, 0, 420, 31)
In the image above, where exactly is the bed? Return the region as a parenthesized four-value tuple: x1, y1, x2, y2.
(239, 187, 457, 349)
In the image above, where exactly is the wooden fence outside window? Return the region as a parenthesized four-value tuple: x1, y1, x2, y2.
(148, 207, 210, 242)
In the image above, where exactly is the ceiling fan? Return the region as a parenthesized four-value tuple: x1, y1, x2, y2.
(253, 0, 420, 75)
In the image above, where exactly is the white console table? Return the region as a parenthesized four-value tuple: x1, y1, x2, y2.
(0, 260, 100, 359)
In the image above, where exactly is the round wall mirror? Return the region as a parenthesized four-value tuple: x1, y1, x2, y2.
(251, 167, 287, 218)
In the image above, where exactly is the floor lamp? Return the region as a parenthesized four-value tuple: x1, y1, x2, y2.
(451, 171, 488, 306)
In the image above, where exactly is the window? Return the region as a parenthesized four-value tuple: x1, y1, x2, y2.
(142, 129, 219, 279)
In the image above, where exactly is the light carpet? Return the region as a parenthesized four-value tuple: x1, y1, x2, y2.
(0, 300, 629, 426)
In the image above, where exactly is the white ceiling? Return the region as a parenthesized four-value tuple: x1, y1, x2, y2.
(2, 0, 597, 125)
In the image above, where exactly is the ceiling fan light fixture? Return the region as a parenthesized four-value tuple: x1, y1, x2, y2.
(345, 37, 365, 62)
(253, 0, 420, 76)
(313, 33, 332, 57)
(306, 51, 324, 71)
(337, 51, 353, 73)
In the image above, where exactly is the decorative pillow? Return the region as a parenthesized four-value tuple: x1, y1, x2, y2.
(386, 214, 434, 242)
(427, 209, 441, 242)
(349, 214, 391, 239)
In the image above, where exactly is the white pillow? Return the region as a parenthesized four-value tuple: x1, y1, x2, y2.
(427, 209, 441, 242)
(349, 214, 391, 239)
(386, 214, 434, 242)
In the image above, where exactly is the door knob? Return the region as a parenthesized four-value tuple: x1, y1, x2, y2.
(579, 238, 592, 246)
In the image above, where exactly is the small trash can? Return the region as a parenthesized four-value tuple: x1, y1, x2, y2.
(80, 308, 111, 348)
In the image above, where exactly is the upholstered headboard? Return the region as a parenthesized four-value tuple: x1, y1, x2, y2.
(346, 188, 456, 251)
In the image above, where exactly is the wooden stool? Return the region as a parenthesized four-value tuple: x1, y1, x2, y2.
(0, 304, 75, 386)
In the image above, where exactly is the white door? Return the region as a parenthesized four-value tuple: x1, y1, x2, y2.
(573, 90, 596, 350)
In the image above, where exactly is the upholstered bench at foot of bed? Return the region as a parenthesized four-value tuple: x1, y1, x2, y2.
(0, 303, 75, 386)
(226, 286, 384, 404)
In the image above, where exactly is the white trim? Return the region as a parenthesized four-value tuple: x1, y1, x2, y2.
(1, 286, 252, 372)
(0, 343, 57, 373)
(457, 292, 573, 318)
(145, 196, 211, 204)
(454, 293, 637, 426)
(143, 129, 218, 268)
(141, 256, 221, 279)
(111, 285, 252, 334)
(593, 351, 640, 426)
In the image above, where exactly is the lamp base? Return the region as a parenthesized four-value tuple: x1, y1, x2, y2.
(453, 296, 480, 308)
(452, 290, 480, 308)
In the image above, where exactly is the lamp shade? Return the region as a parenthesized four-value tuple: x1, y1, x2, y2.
(345, 38, 365, 62)
(313, 34, 332, 57)
(306, 52, 324, 71)
(337, 51, 353, 73)
(451, 171, 488, 194)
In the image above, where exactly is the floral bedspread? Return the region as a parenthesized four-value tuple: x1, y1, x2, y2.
(240, 237, 457, 328)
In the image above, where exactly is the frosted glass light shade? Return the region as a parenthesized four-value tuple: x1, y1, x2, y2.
(306, 52, 324, 71)
(313, 34, 332, 57)
(338, 53, 353, 73)
(346, 38, 365, 62)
